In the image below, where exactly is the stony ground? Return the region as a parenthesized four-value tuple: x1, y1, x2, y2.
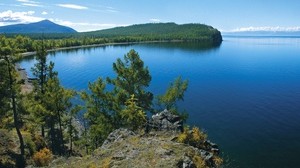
(49, 129, 216, 168)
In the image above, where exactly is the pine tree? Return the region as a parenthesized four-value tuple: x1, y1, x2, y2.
(31, 40, 48, 137)
(107, 49, 153, 113)
(120, 94, 146, 130)
(0, 37, 25, 167)
(157, 76, 189, 119)
(81, 78, 114, 149)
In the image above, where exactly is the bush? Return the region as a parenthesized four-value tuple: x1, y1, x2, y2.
(177, 126, 207, 148)
(24, 134, 36, 156)
(32, 148, 53, 167)
(32, 134, 46, 151)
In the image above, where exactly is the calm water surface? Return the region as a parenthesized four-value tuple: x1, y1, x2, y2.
(21, 37, 300, 168)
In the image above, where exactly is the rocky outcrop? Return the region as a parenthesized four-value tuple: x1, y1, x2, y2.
(49, 111, 221, 168)
(146, 109, 183, 132)
(101, 128, 135, 149)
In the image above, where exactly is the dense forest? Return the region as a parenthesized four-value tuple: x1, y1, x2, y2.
(1, 23, 222, 53)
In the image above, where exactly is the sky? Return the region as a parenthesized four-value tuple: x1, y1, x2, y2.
(0, 0, 300, 32)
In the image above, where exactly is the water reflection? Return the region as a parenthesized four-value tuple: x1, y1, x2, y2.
(45, 41, 221, 56)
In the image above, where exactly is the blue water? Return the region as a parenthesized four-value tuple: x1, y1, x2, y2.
(20, 37, 300, 168)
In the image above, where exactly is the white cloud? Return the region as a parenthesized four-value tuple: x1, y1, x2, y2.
(105, 6, 118, 13)
(0, 10, 44, 23)
(41, 11, 48, 15)
(149, 18, 160, 23)
(17, 0, 39, 3)
(56, 4, 88, 10)
(17, 0, 43, 7)
(21, 3, 42, 7)
(106, 9, 118, 13)
(50, 19, 127, 32)
(231, 26, 300, 32)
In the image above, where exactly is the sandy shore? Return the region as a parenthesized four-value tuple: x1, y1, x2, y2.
(15, 63, 33, 93)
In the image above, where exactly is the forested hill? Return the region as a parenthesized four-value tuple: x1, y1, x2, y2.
(0, 22, 222, 52)
(82, 23, 222, 45)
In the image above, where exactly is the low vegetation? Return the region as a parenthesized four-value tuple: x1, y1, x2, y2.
(32, 148, 53, 167)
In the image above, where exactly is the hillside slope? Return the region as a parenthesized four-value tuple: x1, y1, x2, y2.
(82, 23, 222, 45)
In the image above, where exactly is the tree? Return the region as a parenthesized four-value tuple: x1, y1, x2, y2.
(81, 78, 114, 149)
(65, 105, 81, 155)
(120, 94, 147, 130)
(107, 49, 153, 112)
(157, 76, 188, 119)
(31, 40, 48, 137)
(42, 63, 75, 155)
(0, 38, 25, 167)
(0, 57, 10, 124)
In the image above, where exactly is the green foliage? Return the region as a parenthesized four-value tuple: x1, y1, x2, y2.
(81, 78, 114, 149)
(108, 49, 153, 112)
(0, 35, 26, 166)
(24, 134, 36, 156)
(120, 94, 147, 130)
(157, 76, 188, 119)
(82, 23, 222, 45)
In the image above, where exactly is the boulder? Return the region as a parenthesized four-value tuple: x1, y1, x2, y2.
(204, 140, 220, 154)
(177, 155, 196, 168)
(101, 128, 135, 149)
(146, 109, 183, 132)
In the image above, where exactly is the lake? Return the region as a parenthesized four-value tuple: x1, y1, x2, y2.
(20, 36, 300, 168)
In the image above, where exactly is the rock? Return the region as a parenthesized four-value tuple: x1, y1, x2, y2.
(177, 155, 196, 168)
(204, 140, 220, 154)
(146, 109, 183, 132)
(198, 149, 215, 167)
(204, 140, 218, 148)
(101, 128, 135, 149)
(211, 148, 220, 154)
(113, 152, 126, 161)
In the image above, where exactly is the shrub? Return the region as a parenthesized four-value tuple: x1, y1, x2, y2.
(32, 148, 53, 167)
(24, 135, 36, 156)
(32, 134, 46, 151)
(177, 126, 207, 148)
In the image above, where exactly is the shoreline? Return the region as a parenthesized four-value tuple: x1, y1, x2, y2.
(15, 63, 33, 93)
(21, 40, 185, 57)
(18, 40, 183, 93)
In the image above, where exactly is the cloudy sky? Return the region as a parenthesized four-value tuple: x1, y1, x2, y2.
(0, 0, 300, 32)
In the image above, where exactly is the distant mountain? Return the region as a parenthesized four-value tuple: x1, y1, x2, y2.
(222, 31, 300, 36)
(0, 20, 77, 34)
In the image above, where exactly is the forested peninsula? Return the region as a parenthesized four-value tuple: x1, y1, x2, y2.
(1, 22, 222, 54)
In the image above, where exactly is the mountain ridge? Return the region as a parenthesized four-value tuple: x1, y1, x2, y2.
(0, 20, 77, 34)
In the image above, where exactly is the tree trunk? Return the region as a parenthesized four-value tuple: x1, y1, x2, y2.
(49, 117, 55, 153)
(41, 125, 45, 137)
(69, 117, 73, 156)
(57, 109, 64, 155)
(6, 57, 25, 167)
